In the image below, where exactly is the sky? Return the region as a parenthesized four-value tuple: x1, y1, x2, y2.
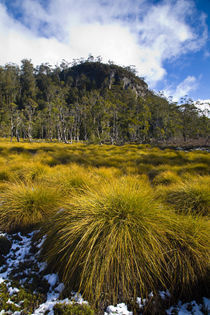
(0, 0, 210, 104)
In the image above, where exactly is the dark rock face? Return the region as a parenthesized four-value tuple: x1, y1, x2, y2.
(61, 61, 149, 97)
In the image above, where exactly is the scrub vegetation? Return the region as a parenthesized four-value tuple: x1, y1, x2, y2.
(0, 138, 209, 313)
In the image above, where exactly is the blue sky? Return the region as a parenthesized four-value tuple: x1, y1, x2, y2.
(0, 0, 210, 103)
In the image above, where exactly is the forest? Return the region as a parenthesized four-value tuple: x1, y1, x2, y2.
(0, 57, 209, 145)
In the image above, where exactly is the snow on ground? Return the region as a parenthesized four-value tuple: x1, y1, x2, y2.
(105, 303, 132, 315)
(0, 230, 209, 314)
(0, 231, 89, 314)
(166, 299, 209, 315)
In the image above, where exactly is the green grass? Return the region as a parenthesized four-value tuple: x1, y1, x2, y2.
(0, 181, 62, 232)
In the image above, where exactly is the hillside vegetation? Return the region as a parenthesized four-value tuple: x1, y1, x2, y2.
(0, 58, 209, 145)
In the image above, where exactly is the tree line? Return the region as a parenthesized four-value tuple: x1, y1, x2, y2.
(0, 58, 209, 144)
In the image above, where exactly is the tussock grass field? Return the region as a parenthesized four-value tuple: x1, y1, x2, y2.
(0, 138, 209, 313)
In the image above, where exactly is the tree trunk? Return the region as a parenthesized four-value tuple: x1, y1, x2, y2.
(10, 117, 14, 142)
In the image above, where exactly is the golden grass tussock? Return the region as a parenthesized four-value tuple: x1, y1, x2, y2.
(157, 175, 210, 216)
(7, 162, 51, 182)
(0, 181, 62, 232)
(42, 163, 98, 195)
(0, 167, 11, 182)
(0, 140, 209, 306)
(0, 182, 8, 192)
(165, 214, 210, 296)
(41, 176, 169, 305)
(40, 176, 210, 306)
(187, 151, 210, 165)
(93, 166, 123, 179)
(152, 170, 181, 186)
(178, 163, 210, 176)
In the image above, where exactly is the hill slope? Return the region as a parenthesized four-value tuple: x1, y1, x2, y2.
(0, 59, 209, 144)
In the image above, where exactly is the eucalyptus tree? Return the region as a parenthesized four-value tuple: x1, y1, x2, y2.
(178, 99, 200, 142)
(20, 59, 38, 141)
(0, 64, 20, 139)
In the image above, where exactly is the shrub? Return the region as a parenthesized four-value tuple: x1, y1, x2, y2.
(0, 282, 45, 313)
(0, 181, 62, 232)
(53, 302, 94, 315)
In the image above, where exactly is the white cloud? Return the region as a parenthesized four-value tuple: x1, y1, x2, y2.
(0, 0, 208, 87)
(204, 51, 210, 58)
(164, 76, 198, 102)
(194, 99, 210, 116)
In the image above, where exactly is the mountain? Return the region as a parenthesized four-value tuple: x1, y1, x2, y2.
(60, 61, 149, 97)
(0, 59, 209, 145)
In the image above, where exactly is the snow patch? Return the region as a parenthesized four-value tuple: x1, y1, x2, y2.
(44, 273, 58, 288)
(203, 297, 210, 311)
(166, 300, 204, 315)
(8, 286, 20, 296)
(105, 303, 132, 315)
(0, 230, 209, 315)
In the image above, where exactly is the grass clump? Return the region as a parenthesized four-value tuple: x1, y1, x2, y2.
(7, 161, 50, 182)
(41, 177, 186, 306)
(0, 182, 9, 192)
(158, 176, 210, 215)
(40, 175, 210, 308)
(166, 214, 210, 298)
(94, 166, 122, 179)
(45, 164, 97, 196)
(53, 302, 94, 315)
(152, 170, 180, 186)
(0, 181, 62, 232)
(178, 163, 210, 176)
(0, 169, 10, 181)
